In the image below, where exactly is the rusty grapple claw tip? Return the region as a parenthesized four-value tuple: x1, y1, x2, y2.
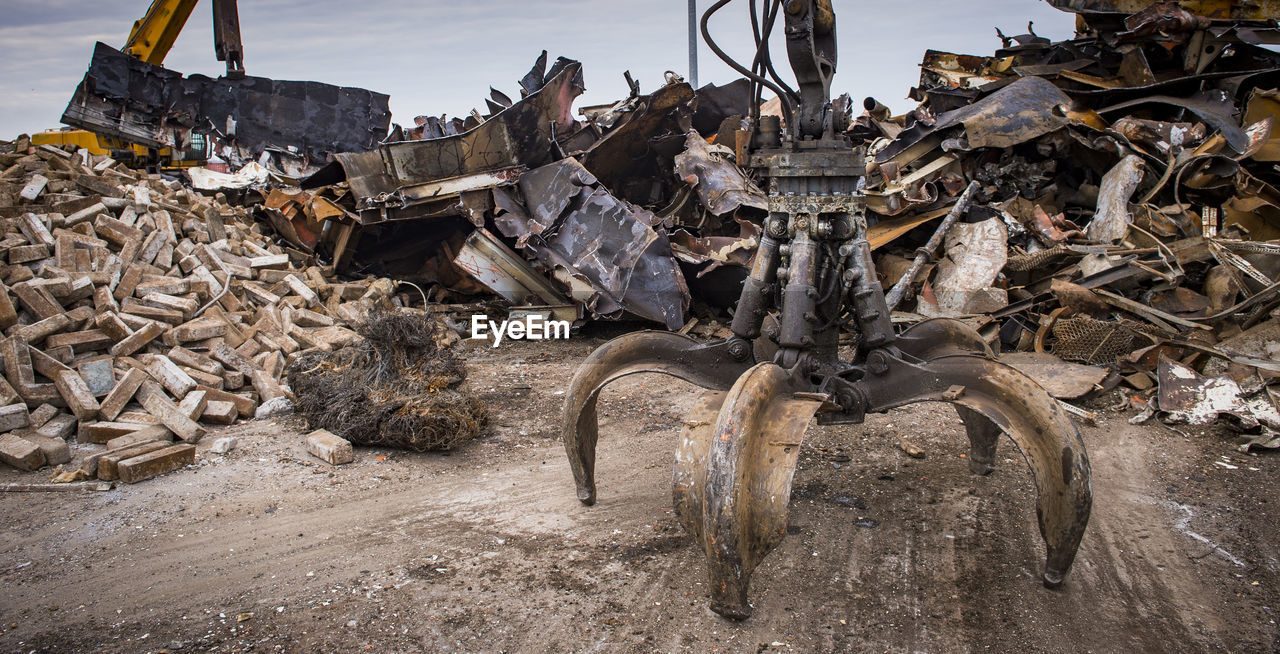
(561, 331, 753, 506)
(859, 350, 1093, 588)
(672, 365, 824, 620)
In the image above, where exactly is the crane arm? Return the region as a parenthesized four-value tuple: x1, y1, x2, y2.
(123, 0, 244, 78)
(123, 0, 200, 67)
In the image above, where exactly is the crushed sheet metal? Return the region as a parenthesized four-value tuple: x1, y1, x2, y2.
(300, 60, 584, 224)
(63, 42, 390, 174)
(931, 77, 1072, 149)
(998, 352, 1109, 400)
(1158, 358, 1280, 429)
(452, 228, 576, 318)
(516, 158, 689, 330)
(1086, 154, 1145, 243)
(380, 61, 583, 184)
(1047, 0, 1280, 21)
(673, 130, 768, 216)
(925, 218, 1009, 316)
(670, 216, 762, 270)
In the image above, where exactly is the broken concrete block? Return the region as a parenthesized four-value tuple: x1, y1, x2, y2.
(9, 244, 50, 264)
(250, 369, 287, 403)
(177, 390, 207, 421)
(202, 400, 237, 425)
(108, 320, 163, 356)
(99, 367, 147, 421)
(140, 354, 197, 399)
(97, 441, 169, 481)
(28, 404, 58, 429)
(96, 312, 132, 341)
(46, 329, 113, 353)
(13, 313, 72, 346)
(0, 284, 18, 330)
(136, 381, 205, 443)
(76, 359, 116, 397)
(35, 414, 77, 440)
(11, 281, 63, 320)
(255, 396, 294, 419)
(0, 433, 46, 471)
(306, 429, 353, 465)
(53, 369, 100, 421)
(20, 433, 70, 466)
(104, 425, 173, 450)
(19, 212, 54, 246)
(117, 443, 196, 483)
(197, 386, 255, 417)
(78, 421, 150, 445)
(209, 436, 237, 453)
(0, 403, 30, 433)
(284, 275, 321, 307)
(166, 317, 225, 344)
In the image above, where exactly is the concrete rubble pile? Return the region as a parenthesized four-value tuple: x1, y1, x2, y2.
(0, 135, 408, 482)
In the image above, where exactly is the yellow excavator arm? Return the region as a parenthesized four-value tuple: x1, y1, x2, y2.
(123, 0, 199, 67)
(122, 0, 244, 77)
(36, 0, 243, 170)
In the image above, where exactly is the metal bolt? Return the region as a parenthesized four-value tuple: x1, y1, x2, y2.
(866, 350, 890, 376)
(727, 340, 750, 361)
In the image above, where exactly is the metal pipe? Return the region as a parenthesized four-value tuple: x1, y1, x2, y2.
(884, 181, 981, 311)
(688, 0, 700, 88)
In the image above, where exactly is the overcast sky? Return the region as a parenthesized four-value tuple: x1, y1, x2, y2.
(0, 0, 1076, 139)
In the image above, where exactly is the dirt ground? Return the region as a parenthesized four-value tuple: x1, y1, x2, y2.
(1, 325, 1277, 653)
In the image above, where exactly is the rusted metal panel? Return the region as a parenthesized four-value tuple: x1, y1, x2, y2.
(517, 159, 690, 330)
(452, 228, 575, 315)
(63, 42, 390, 173)
(379, 61, 583, 185)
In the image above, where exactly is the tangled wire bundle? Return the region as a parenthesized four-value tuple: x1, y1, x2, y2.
(286, 308, 487, 451)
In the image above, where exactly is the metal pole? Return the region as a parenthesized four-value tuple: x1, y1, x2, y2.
(688, 0, 699, 88)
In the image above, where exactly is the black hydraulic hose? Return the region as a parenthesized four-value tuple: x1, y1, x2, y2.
(757, 0, 799, 102)
(702, 0, 794, 123)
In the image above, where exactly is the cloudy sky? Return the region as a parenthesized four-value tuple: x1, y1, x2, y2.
(0, 0, 1075, 139)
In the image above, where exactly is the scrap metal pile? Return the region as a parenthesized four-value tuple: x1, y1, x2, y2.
(852, 0, 1280, 442)
(279, 53, 763, 332)
(0, 134, 431, 481)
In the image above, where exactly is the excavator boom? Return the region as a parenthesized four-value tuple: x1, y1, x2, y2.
(123, 0, 199, 67)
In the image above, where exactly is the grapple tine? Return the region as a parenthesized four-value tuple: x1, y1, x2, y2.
(858, 350, 1093, 587)
(561, 331, 753, 505)
(894, 319, 1003, 476)
(673, 364, 825, 619)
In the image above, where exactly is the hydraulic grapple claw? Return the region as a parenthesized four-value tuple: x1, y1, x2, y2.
(562, 0, 1091, 619)
(855, 350, 1093, 586)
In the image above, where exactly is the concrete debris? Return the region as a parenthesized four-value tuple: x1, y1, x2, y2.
(0, 135, 414, 481)
(305, 429, 354, 465)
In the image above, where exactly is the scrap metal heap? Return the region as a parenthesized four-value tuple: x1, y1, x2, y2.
(854, 0, 1280, 436)
(291, 53, 763, 331)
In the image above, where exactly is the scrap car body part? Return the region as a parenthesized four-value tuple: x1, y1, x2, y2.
(562, 0, 1092, 620)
